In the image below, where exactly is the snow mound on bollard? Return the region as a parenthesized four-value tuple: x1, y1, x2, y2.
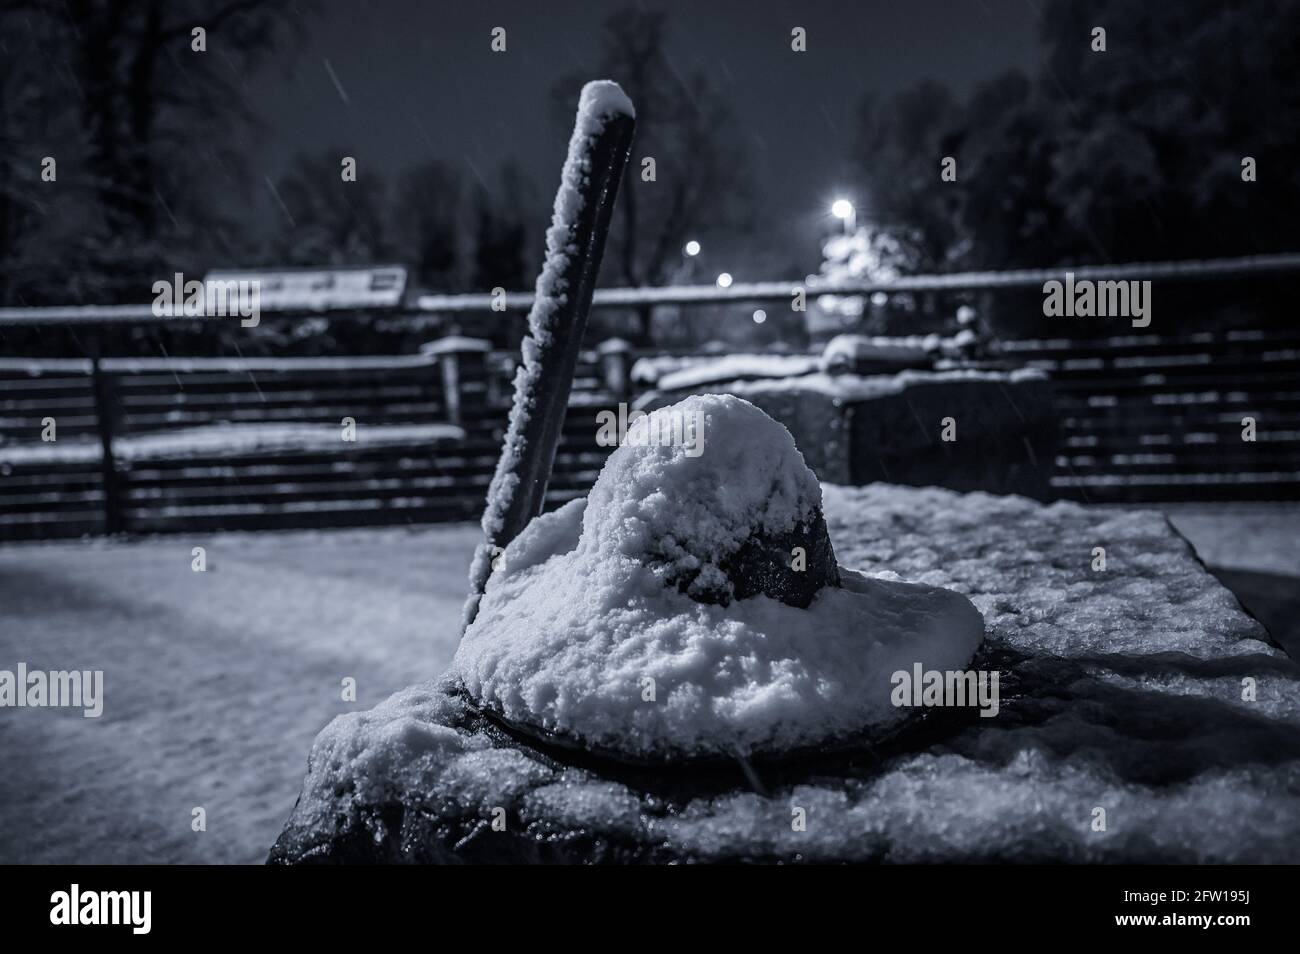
(453, 394, 984, 759)
(582, 394, 825, 601)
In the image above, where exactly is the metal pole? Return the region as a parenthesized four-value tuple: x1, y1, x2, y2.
(88, 337, 124, 534)
(462, 84, 635, 630)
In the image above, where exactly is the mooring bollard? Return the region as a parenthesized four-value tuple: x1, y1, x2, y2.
(462, 81, 636, 631)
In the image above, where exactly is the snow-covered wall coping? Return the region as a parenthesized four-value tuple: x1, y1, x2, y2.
(421, 336, 493, 355)
(0, 422, 466, 466)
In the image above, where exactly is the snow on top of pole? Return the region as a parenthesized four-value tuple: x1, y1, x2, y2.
(463, 81, 633, 632)
(478, 81, 630, 540)
(578, 79, 635, 121)
(529, 80, 632, 350)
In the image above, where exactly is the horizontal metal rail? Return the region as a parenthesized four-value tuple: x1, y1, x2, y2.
(0, 354, 442, 374)
(419, 252, 1300, 313)
(3, 253, 1300, 326)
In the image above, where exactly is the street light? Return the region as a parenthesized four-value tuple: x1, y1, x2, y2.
(831, 198, 856, 234)
(716, 272, 733, 288)
(683, 240, 701, 257)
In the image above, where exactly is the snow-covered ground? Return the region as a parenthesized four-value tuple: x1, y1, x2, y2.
(1163, 502, 1300, 579)
(0, 523, 480, 864)
(1, 497, 1295, 863)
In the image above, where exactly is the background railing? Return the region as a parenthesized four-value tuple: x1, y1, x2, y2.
(0, 342, 617, 539)
(4, 255, 1300, 540)
(3, 326, 1299, 540)
(999, 329, 1300, 501)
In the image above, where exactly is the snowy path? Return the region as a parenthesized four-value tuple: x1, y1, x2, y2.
(0, 524, 479, 863)
(1, 500, 1295, 863)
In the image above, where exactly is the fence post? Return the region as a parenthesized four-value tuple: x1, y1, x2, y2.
(597, 337, 633, 403)
(422, 336, 492, 428)
(88, 350, 124, 534)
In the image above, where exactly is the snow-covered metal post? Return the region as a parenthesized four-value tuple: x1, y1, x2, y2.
(597, 337, 633, 403)
(462, 81, 635, 632)
(422, 336, 492, 428)
(87, 340, 124, 535)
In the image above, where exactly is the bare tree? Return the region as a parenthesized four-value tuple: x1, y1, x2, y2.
(272, 149, 396, 267)
(0, 0, 312, 303)
(551, 7, 752, 343)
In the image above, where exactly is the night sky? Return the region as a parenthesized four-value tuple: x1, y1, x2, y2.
(242, 0, 1042, 278)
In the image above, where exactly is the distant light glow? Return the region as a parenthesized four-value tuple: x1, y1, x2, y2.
(716, 272, 733, 288)
(831, 199, 855, 220)
(684, 240, 701, 257)
(752, 309, 767, 324)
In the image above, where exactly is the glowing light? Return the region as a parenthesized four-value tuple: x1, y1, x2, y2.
(831, 199, 854, 220)
(716, 272, 733, 288)
(752, 309, 767, 324)
(683, 240, 701, 257)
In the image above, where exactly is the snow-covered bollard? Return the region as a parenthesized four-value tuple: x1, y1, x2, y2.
(453, 394, 984, 761)
(463, 81, 636, 631)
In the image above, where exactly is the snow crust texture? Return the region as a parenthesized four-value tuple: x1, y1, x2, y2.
(275, 483, 1300, 864)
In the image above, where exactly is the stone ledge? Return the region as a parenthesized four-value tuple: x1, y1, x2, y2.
(271, 485, 1300, 864)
